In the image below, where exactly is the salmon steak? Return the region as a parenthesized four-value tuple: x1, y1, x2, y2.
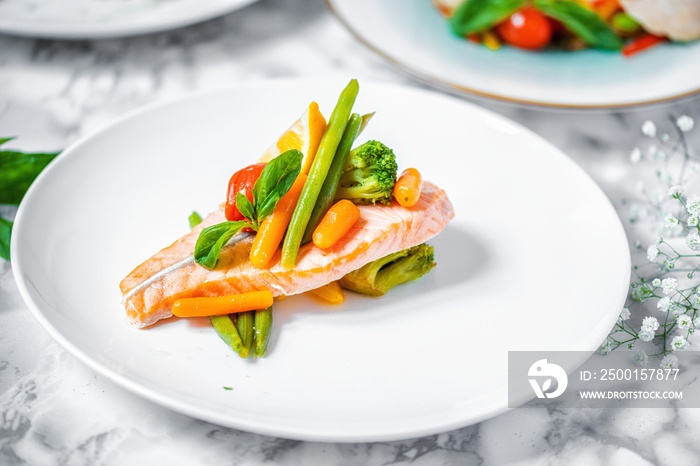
(120, 181, 454, 328)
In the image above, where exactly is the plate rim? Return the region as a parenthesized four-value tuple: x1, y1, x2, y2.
(11, 78, 631, 441)
(324, 0, 700, 109)
(0, 0, 259, 39)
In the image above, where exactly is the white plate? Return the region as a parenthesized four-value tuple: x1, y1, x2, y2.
(12, 80, 630, 442)
(326, 0, 700, 108)
(0, 0, 259, 39)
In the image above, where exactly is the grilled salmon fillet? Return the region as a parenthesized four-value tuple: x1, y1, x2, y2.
(120, 181, 454, 328)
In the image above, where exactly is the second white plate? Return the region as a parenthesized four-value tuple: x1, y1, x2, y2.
(327, 0, 700, 108)
(0, 0, 259, 39)
(12, 79, 629, 441)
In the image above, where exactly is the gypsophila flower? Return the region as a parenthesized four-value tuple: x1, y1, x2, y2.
(634, 351, 649, 366)
(662, 258, 676, 270)
(660, 354, 679, 369)
(664, 213, 679, 228)
(599, 339, 613, 355)
(656, 236, 663, 244)
(619, 307, 631, 322)
(694, 317, 700, 329)
(686, 196, 700, 216)
(662, 133, 670, 142)
(652, 278, 661, 287)
(642, 316, 659, 332)
(671, 335, 688, 351)
(647, 244, 660, 262)
(692, 294, 700, 309)
(677, 314, 692, 330)
(690, 216, 700, 227)
(657, 297, 671, 313)
(668, 185, 684, 198)
(639, 329, 655, 342)
(661, 277, 678, 295)
(642, 120, 657, 137)
(687, 233, 700, 251)
(630, 148, 642, 164)
(677, 115, 694, 132)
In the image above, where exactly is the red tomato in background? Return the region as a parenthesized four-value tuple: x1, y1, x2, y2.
(496, 7, 553, 50)
(225, 162, 267, 221)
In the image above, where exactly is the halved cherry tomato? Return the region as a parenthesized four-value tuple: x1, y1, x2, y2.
(225, 162, 266, 221)
(496, 7, 552, 50)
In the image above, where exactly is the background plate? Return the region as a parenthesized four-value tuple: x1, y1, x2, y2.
(12, 80, 630, 441)
(326, 0, 700, 108)
(0, 0, 259, 39)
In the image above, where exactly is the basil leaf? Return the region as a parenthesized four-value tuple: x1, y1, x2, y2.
(0, 217, 12, 261)
(194, 220, 248, 269)
(450, 0, 526, 35)
(534, 0, 623, 50)
(0, 137, 15, 146)
(188, 211, 202, 229)
(236, 192, 256, 224)
(0, 148, 60, 205)
(252, 149, 302, 222)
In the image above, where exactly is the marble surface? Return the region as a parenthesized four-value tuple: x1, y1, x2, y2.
(1, 0, 700, 464)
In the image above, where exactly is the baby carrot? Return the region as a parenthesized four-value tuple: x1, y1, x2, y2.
(312, 199, 360, 250)
(249, 173, 307, 268)
(307, 281, 345, 304)
(172, 290, 274, 318)
(393, 168, 422, 207)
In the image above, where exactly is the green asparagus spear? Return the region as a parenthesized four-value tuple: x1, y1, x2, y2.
(281, 79, 359, 268)
(210, 315, 243, 352)
(302, 113, 362, 244)
(253, 306, 273, 357)
(236, 311, 255, 358)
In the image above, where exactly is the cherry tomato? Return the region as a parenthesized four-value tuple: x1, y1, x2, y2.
(496, 7, 552, 50)
(225, 163, 267, 221)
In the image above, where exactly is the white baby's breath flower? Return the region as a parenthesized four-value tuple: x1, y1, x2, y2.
(677, 115, 694, 132)
(642, 120, 657, 137)
(692, 294, 700, 309)
(656, 236, 664, 244)
(668, 185, 684, 199)
(664, 213, 679, 228)
(677, 314, 692, 330)
(652, 278, 661, 287)
(694, 317, 700, 329)
(662, 258, 676, 270)
(686, 196, 700, 216)
(661, 133, 670, 143)
(661, 277, 678, 295)
(660, 354, 679, 369)
(630, 147, 642, 164)
(599, 339, 613, 355)
(634, 350, 649, 367)
(671, 335, 688, 351)
(647, 245, 660, 262)
(642, 316, 659, 332)
(689, 216, 700, 227)
(687, 233, 700, 251)
(619, 307, 631, 322)
(639, 329, 655, 342)
(647, 144, 659, 159)
(657, 297, 671, 313)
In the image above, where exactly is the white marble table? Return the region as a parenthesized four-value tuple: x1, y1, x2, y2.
(2, 1, 700, 464)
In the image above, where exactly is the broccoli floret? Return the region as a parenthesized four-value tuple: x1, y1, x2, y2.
(335, 140, 398, 205)
(339, 244, 436, 297)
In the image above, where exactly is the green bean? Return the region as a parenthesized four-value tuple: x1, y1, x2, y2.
(281, 79, 359, 268)
(302, 113, 362, 244)
(253, 306, 273, 357)
(210, 315, 243, 352)
(236, 311, 255, 358)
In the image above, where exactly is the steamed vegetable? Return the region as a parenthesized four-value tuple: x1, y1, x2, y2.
(171, 291, 274, 317)
(335, 140, 398, 206)
(312, 199, 361, 249)
(236, 311, 255, 358)
(308, 281, 345, 304)
(393, 168, 423, 207)
(253, 306, 273, 357)
(339, 244, 436, 297)
(281, 79, 360, 268)
(210, 315, 244, 352)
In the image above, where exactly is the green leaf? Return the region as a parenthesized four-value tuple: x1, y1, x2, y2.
(0, 217, 12, 261)
(252, 149, 302, 222)
(236, 192, 256, 224)
(450, 0, 526, 35)
(194, 220, 248, 269)
(188, 211, 203, 229)
(0, 148, 60, 205)
(534, 0, 623, 50)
